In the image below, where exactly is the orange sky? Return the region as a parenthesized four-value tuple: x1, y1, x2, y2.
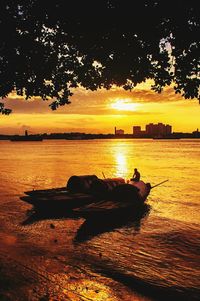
(0, 80, 199, 134)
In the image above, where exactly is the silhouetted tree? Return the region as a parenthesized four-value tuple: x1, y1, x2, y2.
(0, 0, 199, 114)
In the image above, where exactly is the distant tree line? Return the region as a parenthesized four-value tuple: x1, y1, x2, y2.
(0, 0, 199, 114)
(1, 131, 200, 140)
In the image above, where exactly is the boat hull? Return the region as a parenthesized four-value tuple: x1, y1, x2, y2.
(74, 181, 151, 219)
(21, 191, 96, 212)
(20, 180, 151, 216)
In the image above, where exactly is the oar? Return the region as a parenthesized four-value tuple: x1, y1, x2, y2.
(102, 172, 106, 179)
(151, 179, 169, 189)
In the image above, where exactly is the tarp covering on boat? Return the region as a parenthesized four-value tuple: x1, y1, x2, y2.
(66, 175, 98, 193)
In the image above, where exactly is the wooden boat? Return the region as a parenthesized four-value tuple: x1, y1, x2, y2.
(21, 175, 97, 211)
(21, 192, 96, 212)
(73, 181, 151, 219)
(20, 175, 151, 215)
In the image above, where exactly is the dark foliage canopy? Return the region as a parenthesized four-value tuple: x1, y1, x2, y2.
(0, 0, 199, 114)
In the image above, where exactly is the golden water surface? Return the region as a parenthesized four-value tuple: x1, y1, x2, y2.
(0, 139, 199, 300)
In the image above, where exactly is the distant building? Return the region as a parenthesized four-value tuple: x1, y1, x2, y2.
(116, 129, 124, 135)
(146, 123, 172, 137)
(166, 124, 172, 135)
(145, 123, 154, 135)
(133, 126, 148, 137)
(133, 126, 141, 135)
(192, 128, 200, 138)
(115, 127, 124, 135)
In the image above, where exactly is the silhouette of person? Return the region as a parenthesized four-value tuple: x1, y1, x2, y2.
(131, 168, 140, 182)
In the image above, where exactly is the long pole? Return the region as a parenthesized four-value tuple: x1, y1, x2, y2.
(102, 172, 106, 179)
(151, 179, 169, 189)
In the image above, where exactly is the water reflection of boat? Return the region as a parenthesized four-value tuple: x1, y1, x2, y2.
(22, 209, 78, 225)
(74, 204, 150, 242)
(20, 175, 151, 214)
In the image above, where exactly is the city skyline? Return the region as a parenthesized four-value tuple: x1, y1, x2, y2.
(133, 123, 172, 136)
(0, 123, 199, 139)
(0, 81, 199, 135)
(115, 123, 199, 136)
(0, 120, 199, 136)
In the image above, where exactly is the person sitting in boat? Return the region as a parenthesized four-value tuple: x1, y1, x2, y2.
(131, 168, 140, 182)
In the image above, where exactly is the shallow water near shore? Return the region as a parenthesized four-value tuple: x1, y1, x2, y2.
(0, 139, 199, 300)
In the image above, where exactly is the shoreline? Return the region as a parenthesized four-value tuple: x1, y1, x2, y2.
(0, 204, 199, 301)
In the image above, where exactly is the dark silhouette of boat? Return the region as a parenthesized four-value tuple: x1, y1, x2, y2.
(74, 203, 151, 242)
(74, 180, 151, 219)
(21, 175, 98, 212)
(10, 130, 43, 141)
(21, 191, 96, 212)
(20, 175, 151, 214)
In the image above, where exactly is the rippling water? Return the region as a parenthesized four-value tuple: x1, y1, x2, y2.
(0, 139, 199, 300)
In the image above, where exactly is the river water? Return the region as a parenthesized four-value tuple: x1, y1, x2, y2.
(0, 139, 199, 300)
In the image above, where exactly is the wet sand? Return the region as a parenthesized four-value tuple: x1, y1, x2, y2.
(0, 193, 199, 301)
(0, 204, 151, 301)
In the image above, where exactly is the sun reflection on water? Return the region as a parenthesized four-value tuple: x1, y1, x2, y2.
(114, 151, 128, 179)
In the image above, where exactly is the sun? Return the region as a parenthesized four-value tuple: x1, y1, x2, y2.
(110, 98, 138, 111)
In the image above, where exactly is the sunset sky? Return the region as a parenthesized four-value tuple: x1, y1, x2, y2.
(0, 80, 199, 135)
